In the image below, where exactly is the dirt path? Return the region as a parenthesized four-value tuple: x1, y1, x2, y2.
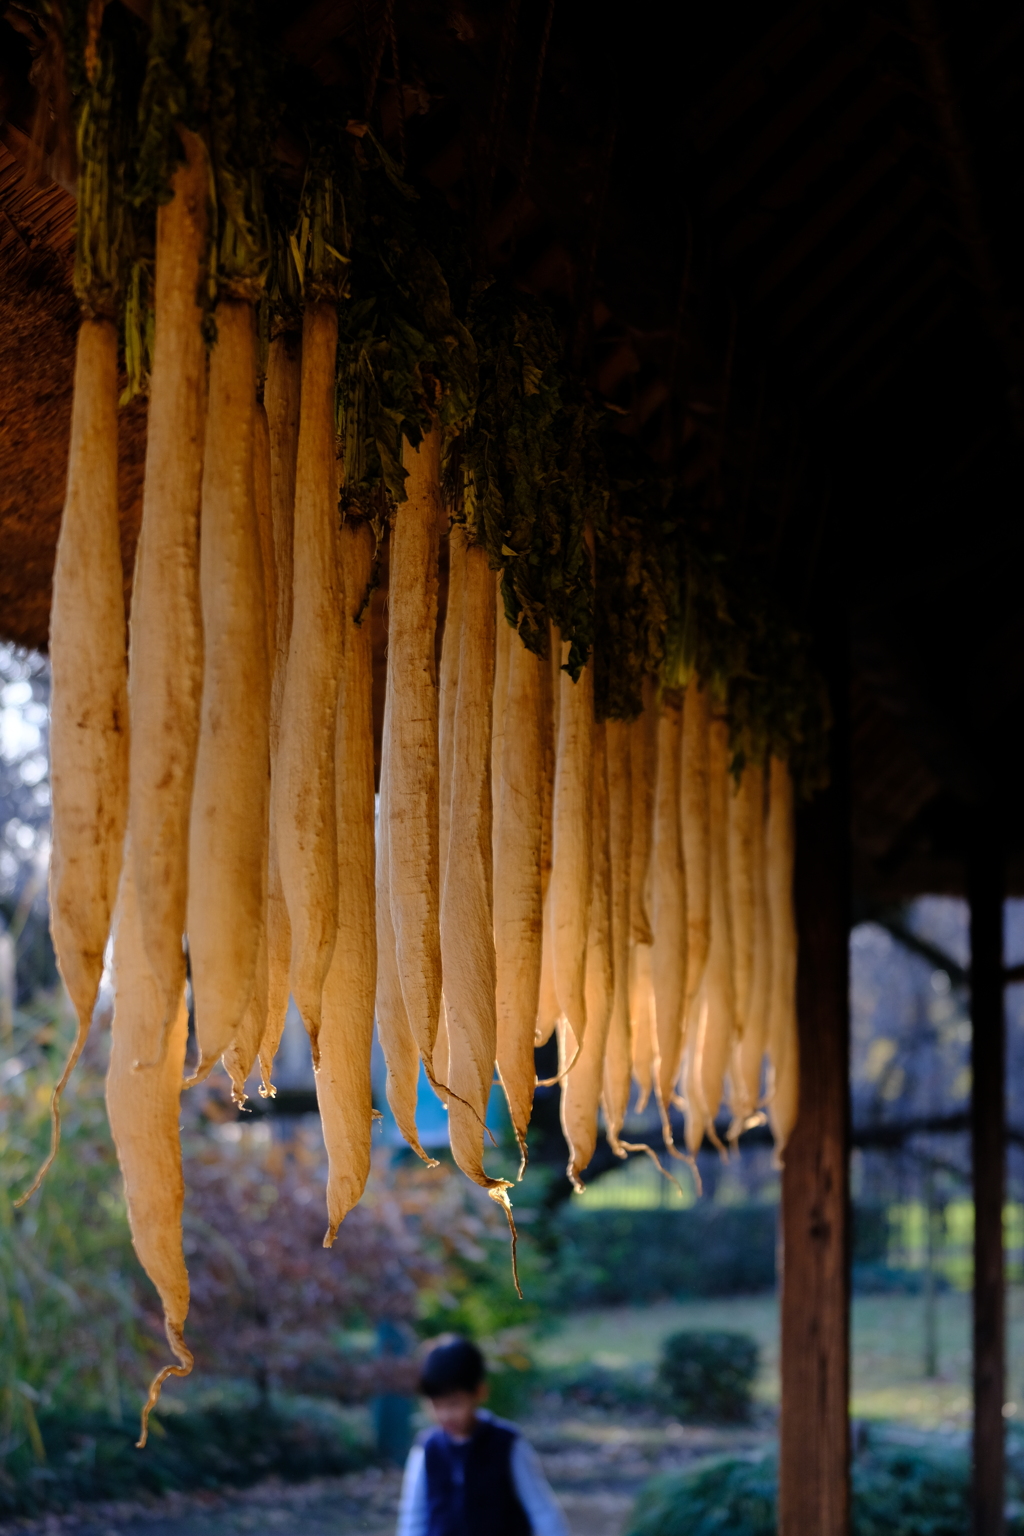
(0, 1414, 775, 1536)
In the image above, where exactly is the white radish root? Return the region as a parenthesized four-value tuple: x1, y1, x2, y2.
(320, 520, 378, 1240)
(440, 532, 509, 1198)
(127, 128, 208, 1036)
(629, 682, 656, 947)
(106, 850, 192, 1446)
(650, 698, 686, 1144)
(29, 315, 128, 1201)
(680, 680, 711, 1151)
(687, 714, 736, 1147)
(766, 754, 799, 1157)
(601, 718, 633, 1154)
(629, 940, 656, 1112)
(273, 301, 342, 1065)
(187, 300, 270, 1081)
(560, 722, 613, 1188)
(494, 622, 545, 1171)
(730, 760, 769, 1133)
(260, 332, 302, 1092)
(535, 631, 561, 1048)
(388, 429, 444, 1078)
(550, 648, 594, 1049)
(376, 690, 434, 1163)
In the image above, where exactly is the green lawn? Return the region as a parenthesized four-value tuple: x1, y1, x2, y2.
(531, 1285, 1024, 1430)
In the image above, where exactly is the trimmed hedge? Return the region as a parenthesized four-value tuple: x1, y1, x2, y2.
(0, 1396, 372, 1517)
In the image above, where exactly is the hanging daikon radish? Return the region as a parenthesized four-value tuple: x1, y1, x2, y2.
(651, 699, 687, 1146)
(629, 940, 656, 1112)
(679, 679, 711, 1153)
(629, 681, 656, 947)
(31, 315, 129, 1201)
(188, 301, 270, 1081)
(225, 401, 275, 1101)
(376, 692, 434, 1163)
(730, 760, 769, 1134)
(127, 129, 208, 1035)
(436, 514, 466, 1101)
(494, 625, 545, 1171)
(535, 634, 561, 1048)
(491, 578, 511, 865)
(766, 754, 799, 1156)
(687, 714, 736, 1148)
(273, 302, 342, 1064)
(441, 533, 510, 1200)
(550, 648, 594, 1048)
(388, 428, 444, 1078)
(106, 851, 191, 1446)
(560, 723, 613, 1188)
(601, 719, 633, 1153)
(260, 333, 302, 1091)
(320, 520, 378, 1240)
(727, 762, 756, 1045)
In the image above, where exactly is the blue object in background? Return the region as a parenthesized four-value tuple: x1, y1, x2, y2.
(372, 1318, 415, 1465)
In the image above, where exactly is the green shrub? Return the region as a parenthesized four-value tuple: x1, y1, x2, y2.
(0, 1395, 373, 1516)
(657, 1331, 758, 1423)
(625, 1442, 980, 1536)
(540, 1361, 653, 1411)
(627, 1455, 776, 1536)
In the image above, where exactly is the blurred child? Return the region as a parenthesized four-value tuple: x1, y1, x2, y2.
(396, 1335, 569, 1536)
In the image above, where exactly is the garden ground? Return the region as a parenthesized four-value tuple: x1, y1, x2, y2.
(3, 1289, 1016, 1535)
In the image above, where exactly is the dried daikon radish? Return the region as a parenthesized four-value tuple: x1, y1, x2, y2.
(629, 681, 656, 947)
(388, 429, 444, 1077)
(687, 715, 736, 1147)
(651, 698, 686, 1140)
(494, 624, 545, 1169)
(260, 332, 302, 1091)
(273, 302, 342, 1063)
(35, 315, 128, 1198)
(440, 533, 509, 1199)
(535, 630, 561, 1047)
(320, 520, 378, 1239)
(106, 851, 191, 1446)
(730, 761, 769, 1132)
(188, 300, 270, 1081)
(601, 719, 633, 1153)
(629, 940, 656, 1111)
(766, 755, 798, 1156)
(551, 648, 594, 1047)
(560, 723, 613, 1188)
(127, 130, 208, 1034)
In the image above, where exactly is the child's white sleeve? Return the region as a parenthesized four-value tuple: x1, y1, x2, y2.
(510, 1436, 570, 1536)
(396, 1444, 428, 1536)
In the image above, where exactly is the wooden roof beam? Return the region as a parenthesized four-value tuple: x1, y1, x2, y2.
(787, 216, 938, 359)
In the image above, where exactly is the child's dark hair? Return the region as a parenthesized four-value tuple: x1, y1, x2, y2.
(419, 1337, 486, 1398)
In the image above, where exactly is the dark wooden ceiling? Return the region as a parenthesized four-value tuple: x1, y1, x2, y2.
(1, 0, 1021, 894)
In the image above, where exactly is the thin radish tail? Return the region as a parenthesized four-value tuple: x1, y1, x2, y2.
(14, 986, 97, 1207)
(137, 1324, 193, 1448)
(490, 1185, 523, 1299)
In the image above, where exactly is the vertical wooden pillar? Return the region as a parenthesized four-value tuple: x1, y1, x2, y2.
(970, 819, 1005, 1536)
(779, 710, 850, 1535)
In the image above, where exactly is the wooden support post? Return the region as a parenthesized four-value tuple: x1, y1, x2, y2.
(970, 820, 1005, 1536)
(779, 730, 850, 1535)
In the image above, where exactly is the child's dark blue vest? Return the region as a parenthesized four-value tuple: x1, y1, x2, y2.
(422, 1415, 531, 1536)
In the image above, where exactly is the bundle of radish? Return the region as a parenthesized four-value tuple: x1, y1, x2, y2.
(319, 519, 379, 1239)
(628, 695, 657, 1107)
(650, 697, 687, 1148)
(258, 332, 302, 1092)
(560, 722, 613, 1187)
(765, 754, 798, 1156)
(24, 35, 131, 1203)
(601, 718, 633, 1154)
(494, 618, 546, 1171)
